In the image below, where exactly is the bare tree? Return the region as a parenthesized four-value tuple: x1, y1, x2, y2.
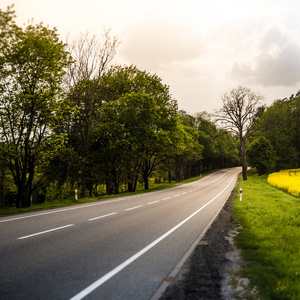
(216, 86, 264, 180)
(63, 30, 120, 197)
(65, 29, 120, 87)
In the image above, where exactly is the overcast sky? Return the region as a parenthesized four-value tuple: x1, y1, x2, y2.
(2, 0, 300, 113)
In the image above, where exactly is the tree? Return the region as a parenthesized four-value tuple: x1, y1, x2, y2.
(249, 96, 300, 170)
(64, 31, 120, 197)
(66, 30, 120, 86)
(247, 137, 275, 175)
(96, 90, 179, 191)
(216, 86, 263, 180)
(96, 92, 162, 193)
(197, 114, 219, 171)
(169, 122, 203, 182)
(96, 65, 179, 191)
(0, 7, 71, 207)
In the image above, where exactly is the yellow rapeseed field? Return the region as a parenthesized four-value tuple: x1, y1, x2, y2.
(267, 169, 300, 198)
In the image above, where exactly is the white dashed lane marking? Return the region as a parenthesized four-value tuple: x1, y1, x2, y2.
(148, 201, 160, 205)
(125, 205, 143, 211)
(88, 212, 117, 221)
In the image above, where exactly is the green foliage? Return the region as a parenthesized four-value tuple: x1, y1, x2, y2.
(0, 172, 17, 209)
(0, 6, 242, 209)
(94, 66, 181, 191)
(247, 136, 276, 175)
(45, 181, 73, 203)
(234, 170, 300, 299)
(249, 96, 300, 170)
(166, 118, 203, 182)
(196, 113, 239, 171)
(45, 181, 60, 203)
(0, 6, 72, 208)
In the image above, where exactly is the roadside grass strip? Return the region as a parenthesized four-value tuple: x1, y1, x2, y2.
(233, 169, 300, 299)
(267, 169, 300, 198)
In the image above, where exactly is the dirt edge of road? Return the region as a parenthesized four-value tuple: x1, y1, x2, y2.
(159, 188, 260, 300)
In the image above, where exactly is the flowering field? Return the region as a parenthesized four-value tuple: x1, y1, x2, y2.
(267, 169, 300, 197)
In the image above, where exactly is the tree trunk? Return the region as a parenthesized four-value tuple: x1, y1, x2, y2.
(16, 185, 21, 209)
(105, 178, 113, 195)
(142, 159, 151, 190)
(144, 174, 149, 190)
(16, 179, 27, 208)
(88, 183, 93, 197)
(168, 167, 172, 183)
(0, 165, 4, 208)
(27, 154, 35, 207)
(113, 171, 119, 194)
(127, 175, 134, 192)
(127, 181, 133, 192)
(133, 176, 138, 192)
(240, 135, 247, 180)
(127, 174, 138, 192)
(80, 160, 86, 198)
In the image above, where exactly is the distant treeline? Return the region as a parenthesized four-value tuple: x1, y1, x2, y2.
(0, 6, 240, 208)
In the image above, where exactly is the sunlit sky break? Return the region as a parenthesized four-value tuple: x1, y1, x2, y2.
(2, 0, 300, 113)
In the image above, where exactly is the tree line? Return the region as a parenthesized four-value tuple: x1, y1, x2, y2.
(247, 93, 300, 175)
(0, 6, 240, 208)
(2, 6, 299, 209)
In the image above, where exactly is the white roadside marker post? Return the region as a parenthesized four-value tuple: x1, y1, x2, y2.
(75, 189, 78, 201)
(240, 188, 242, 201)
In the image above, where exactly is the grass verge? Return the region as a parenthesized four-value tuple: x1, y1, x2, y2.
(0, 183, 175, 216)
(0, 173, 210, 216)
(233, 169, 300, 300)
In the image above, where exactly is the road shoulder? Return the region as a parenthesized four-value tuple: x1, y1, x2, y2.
(159, 189, 260, 300)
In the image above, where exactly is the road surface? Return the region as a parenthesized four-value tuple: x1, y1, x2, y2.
(0, 167, 240, 299)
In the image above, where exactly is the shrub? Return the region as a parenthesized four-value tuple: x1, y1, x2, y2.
(247, 137, 276, 175)
(45, 181, 60, 203)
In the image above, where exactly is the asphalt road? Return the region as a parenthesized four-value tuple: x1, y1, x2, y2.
(0, 167, 241, 300)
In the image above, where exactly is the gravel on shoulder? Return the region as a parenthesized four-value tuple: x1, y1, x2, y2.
(159, 189, 260, 300)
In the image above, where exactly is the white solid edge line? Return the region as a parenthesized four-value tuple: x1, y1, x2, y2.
(18, 224, 74, 240)
(1, 170, 230, 224)
(150, 172, 239, 300)
(69, 174, 236, 300)
(0, 199, 125, 223)
(88, 212, 117, 221)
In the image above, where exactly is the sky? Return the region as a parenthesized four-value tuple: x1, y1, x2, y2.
(1, 0, 300, 114)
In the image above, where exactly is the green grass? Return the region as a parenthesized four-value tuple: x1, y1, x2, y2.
(234, 169, 300, 300)
(0, 173, 209, 216)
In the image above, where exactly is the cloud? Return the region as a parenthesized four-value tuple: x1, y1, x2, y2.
(230, 26, 300, 86)
(120, 18, 203, 71)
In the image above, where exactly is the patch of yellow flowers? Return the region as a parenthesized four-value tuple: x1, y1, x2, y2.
(267, 169, 300, 198)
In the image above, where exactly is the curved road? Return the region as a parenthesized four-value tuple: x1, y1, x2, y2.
(0, 167, 241, 300)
